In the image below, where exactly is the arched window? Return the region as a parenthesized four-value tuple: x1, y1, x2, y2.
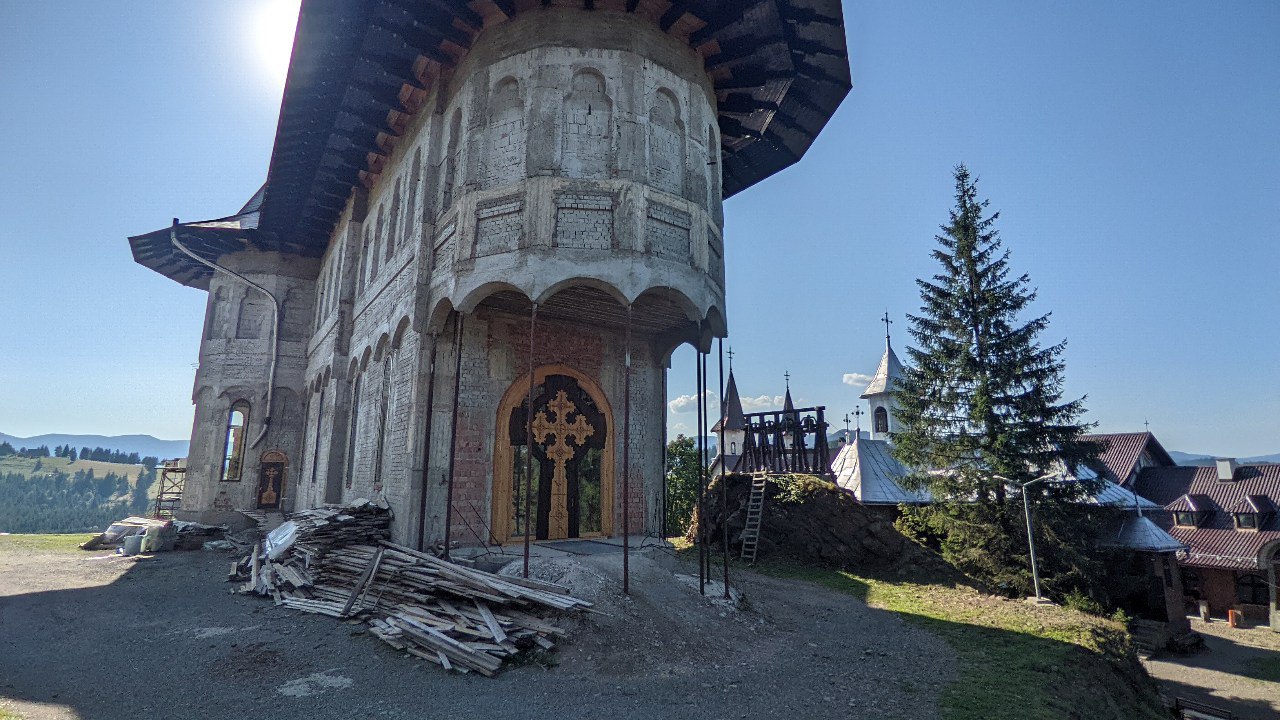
(221, 401, 250, 482)
(309, 386, 326, 484)
(386, 180, 401, 261)
(373, 348, 397, 486)
(345, 373, 363, 489)
(874, 406, 889, 434)
(1237, 573, 1268, 605)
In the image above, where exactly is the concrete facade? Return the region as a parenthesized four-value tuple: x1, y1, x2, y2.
(178, 8, 728, 549)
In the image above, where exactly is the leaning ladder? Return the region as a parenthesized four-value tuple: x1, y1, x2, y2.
(740, 473, 769, 564)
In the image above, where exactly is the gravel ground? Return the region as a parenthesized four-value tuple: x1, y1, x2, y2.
(1144, 618, 1280, 720)
(0, 544, 955, 720)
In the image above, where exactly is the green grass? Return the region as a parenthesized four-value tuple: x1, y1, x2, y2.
(0, 455, 144, 481)
(0, 533, 96, 553)
(760, 562, 1166, 720)
(1241, 654, 1280, 683)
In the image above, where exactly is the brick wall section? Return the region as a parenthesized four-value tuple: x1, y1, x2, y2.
(554, 194, 614, 249)
(646, 202, 692, 260)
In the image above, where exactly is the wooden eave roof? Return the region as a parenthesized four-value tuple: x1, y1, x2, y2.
(130, 0, 851, 287)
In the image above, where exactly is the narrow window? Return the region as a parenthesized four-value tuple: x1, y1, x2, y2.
(373, 349, 397, 486)
(345, 374, 363, 488)
(310, 386, 326, 484)
(220, 401, 250, 482)
(874, 406, 889, 434)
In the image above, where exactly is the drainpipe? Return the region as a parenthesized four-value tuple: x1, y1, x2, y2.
(170, 219, 282, 449)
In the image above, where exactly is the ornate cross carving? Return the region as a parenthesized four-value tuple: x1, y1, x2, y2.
(531, 390, 595, 537)
(260, 467, 279, 505)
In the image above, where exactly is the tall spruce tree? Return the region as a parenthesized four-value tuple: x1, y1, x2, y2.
(893, 165, 1101, 596)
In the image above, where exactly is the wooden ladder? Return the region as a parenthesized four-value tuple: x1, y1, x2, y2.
(740, 473, 769, 564)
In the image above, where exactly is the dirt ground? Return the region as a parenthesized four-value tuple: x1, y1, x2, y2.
(0, 543, 955, 720)
(1144, 618, 1280, 720)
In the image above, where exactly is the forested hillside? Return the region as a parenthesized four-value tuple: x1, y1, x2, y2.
(0, 443, 160, 533)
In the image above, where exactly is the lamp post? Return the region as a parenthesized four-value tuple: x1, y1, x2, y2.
(995, 471, 1063, 601)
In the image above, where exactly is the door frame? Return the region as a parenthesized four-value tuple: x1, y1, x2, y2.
(490, 363, 615, 543)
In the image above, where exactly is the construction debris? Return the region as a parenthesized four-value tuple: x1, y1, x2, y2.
(231, 501, 591, 676)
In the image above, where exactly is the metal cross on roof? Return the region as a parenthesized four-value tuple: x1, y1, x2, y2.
(784, 370, 791, 390)
(882, 311, 893, 345)
(853, 406, 864, 432)
(727, 346, 735, 370)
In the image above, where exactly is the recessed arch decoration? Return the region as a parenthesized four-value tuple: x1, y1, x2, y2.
(491, 364, 615, 543)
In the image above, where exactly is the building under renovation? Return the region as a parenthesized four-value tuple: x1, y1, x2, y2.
(127, 1, 851, 550)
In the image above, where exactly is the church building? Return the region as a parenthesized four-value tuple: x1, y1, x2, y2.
(127, 1, 851, 551)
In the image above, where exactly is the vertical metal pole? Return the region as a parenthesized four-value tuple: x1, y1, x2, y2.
(718, 338, 729, 598)
(699, 347, 710, 594)
(696, 346, 705, 594)
(1023, 483, 1042, 600)
(442, 314, 465, 561)
(416, 334, 439, 551)
(622, 304, 632, 595)
(523, 304, 537, 578)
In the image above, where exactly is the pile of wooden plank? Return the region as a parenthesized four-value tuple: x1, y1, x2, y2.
(231, 501, 591, 675)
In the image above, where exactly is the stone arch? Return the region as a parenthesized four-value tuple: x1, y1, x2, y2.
(562, 69, 612, 180)
(357, 225, 372, 293)
(457, 281, 533, 314)
(491, 363, 616, 543)
(408, 146, 422, 226)
(357, 345, 374, 372)
(484, 76, 526, 188)
(535, 277, 629, 309)
(633, 285, 702, 323)
(372, 332, 392, 362)
(648, 88, 686, 195)
(702, 304, 728, 340)
(424, 296, 455, 335)
(391, 314, 413, 350)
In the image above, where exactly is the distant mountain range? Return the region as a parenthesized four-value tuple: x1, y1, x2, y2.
(0, 432, 188, 460)
(1168, 450, 1280, 467)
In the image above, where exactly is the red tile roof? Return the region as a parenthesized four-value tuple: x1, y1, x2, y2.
(1083, 432, 1174, 486)
(1134, 464, 1280, 570)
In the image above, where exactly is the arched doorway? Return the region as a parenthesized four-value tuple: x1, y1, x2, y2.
(492, 365, 614, 542)
(256, 450, 287, 509)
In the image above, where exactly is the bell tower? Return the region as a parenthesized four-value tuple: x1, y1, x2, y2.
(861, 314, 904, 441)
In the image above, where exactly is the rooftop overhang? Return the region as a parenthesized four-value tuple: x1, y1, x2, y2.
(131, 0, 851, 286)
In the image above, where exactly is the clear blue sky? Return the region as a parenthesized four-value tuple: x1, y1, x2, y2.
(1, 2, 1276, 457)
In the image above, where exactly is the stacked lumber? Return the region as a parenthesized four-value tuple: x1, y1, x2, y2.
(230, 501, 590, 675)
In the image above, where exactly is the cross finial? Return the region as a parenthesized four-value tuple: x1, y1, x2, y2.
(727, 346, 735, 371)
(843, 413, 851, 435)
(784, 370, 791, 390)
(882, 311, 893, 347)
(1144, 419, 1150, 432)
(853, 406, 864, 433)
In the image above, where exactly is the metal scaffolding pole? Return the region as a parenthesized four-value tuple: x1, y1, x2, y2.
(718, 338, 730, 598)
(696, 346, 706, 595)
(622, 304, 633, 595)
(416, 333, 439, 552)
(442, 313, 465, 561)
(523, 303, 538, 578)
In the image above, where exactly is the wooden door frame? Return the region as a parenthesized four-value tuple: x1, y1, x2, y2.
(490, 364, 615, 543)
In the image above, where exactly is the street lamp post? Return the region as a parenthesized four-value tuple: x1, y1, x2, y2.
(996, 471, 1063, 601)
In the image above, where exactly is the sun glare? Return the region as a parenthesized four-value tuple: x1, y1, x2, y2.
(252, 0, 301, 85)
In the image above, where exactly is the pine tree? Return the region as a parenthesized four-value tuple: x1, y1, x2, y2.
(893, 165, 1101, 596)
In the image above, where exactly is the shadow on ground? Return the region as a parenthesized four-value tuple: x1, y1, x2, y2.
(0, 544, 956, 720)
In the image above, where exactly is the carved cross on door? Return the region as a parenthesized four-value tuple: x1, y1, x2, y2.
(531, 390, 596, 538)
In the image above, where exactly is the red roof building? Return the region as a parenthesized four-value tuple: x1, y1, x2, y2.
(1133, 458, 1280, 628)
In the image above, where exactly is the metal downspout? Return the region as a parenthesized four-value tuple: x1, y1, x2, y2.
(170, 219, 282, 449)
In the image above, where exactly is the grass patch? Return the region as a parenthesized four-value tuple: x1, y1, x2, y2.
(760, 562, 1165, 720)
(1241, 654, 1280, 683)
(0, 533, 96, 553)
